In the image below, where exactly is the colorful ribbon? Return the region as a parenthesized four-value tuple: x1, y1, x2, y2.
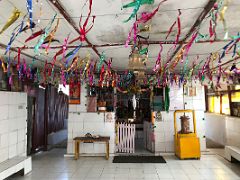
(34, 13, 57, 54)
(97, 52, 106, 72)
(69, 0, 95, 43)
(0, 8, 21, 34)
(26, 0, 33, 28)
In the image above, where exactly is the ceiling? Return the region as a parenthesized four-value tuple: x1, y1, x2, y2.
(0, 0, 239, 72)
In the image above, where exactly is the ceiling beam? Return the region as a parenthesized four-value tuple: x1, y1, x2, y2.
(167, 0, 217, 66)
(48, 0, 101, 58)
(15, 39, 230, 50)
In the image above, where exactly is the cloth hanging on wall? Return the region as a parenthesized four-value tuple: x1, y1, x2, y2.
(164, 86, 170, 112)
(87, 96, 97, 112)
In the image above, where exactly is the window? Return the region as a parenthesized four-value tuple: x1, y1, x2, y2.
(208, 96, 220, 114)
(222, 94, 230, 115)
(206, 85, 240, 116)
(231, 92, 240, 117)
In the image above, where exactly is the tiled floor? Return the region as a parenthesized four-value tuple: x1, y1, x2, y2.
(8, 148, 240, 180)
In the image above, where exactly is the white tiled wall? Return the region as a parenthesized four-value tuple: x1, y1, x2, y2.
(0, 92, 27, 163)
(155, 82, 207, 153)
(206, 113, 240, 148)
(67, 85, 115, 155)
(67, 83, 207, 154)
(226, 116, 240, 147)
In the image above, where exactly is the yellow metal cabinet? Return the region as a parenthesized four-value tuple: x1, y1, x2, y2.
(174, 110, 201, 159)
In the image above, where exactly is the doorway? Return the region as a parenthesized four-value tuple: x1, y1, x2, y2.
(116, 90, 153, 155)
(27, 96, 36, 155)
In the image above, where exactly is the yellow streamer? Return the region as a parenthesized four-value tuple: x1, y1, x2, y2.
(0, 57, 7, 72)
(0, 8, 21, 34)
(45, 19, 60, 54)
(219, 0, 230, 39)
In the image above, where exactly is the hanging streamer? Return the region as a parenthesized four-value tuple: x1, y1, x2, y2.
(0, 57, 7, 73)
(26, 0, 33, 28)
(69, 0, 95, 43)
(25, 29, 44, 43)
(34, 13, 57, 54)
(0, 8, 21, 34)
(123, 0, 155, 22)
(153, 43, 163, 72)
(219, 0, 230, 39)
(125, 0, 167, 47)
(97, 52, 106, 72)
(65, 44, 82, 67)
(44, 19, 60, 54)
(5, 16, 25, 54)
(165, 9, 182, 44)
(137, 0, 167, 24)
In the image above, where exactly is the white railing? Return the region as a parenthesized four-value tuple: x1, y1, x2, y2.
(116, 123, 135, 153)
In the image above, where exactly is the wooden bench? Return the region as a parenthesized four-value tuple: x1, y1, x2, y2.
(0, 156, 32, 179)
(225, 146, 240, 162)
(73, 136, 110, 160)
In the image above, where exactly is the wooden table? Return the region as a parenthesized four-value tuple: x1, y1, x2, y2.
(73, 136, 110, 160)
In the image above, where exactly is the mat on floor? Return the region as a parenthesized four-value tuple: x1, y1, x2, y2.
(112, 156, 166, 163)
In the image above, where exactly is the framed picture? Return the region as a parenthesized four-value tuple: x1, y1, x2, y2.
(69, 80, 81, 104)
(188, 86, 197, 97)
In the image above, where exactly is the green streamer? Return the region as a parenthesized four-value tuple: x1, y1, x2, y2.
(34, 14, 57, 54)
(122, 0, 154, 8)
(164, 86, 170, 112)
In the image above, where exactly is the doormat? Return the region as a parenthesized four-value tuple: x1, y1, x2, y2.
(112, 156, 166, 163)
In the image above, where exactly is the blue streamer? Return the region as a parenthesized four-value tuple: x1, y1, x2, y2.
(5, 17, 25, 54)
(65, 44, 82, 67)
(26, 0, 33, 28)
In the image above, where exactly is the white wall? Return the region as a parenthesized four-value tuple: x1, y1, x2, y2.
(154, 82, 207, 153)
(67, 85, 115, 155)
(0, 92, 27, 163)
(205, 113, 240, 148)
(205, 113, 226, 146)
(67, 82, 207, 155)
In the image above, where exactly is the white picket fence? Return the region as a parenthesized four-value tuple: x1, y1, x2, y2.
(116, 123, 135, 153)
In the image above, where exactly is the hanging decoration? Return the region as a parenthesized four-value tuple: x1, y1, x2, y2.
(125, 0, 167, 47)
(69, 0, 95, 43)
(65, 44, 82, 67)
(26, 0, 33, 28)
(153, 43, 163, 73)
(44, 18, 60, 54)
(5, 16, 25, 54)
(122, 0, 154, 22)
(165, 9, 182, 45)
(34, 13, 57, 54)
(219, 0, 230, 40)
(25, 29, 44, 43)
(0, 57, 7, 73)
(0, 8, 21, 34)
(97, 52, 106, 72)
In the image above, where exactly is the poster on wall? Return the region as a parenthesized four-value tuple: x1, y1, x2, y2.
(69, 80, 81, 104)
(187, 86, 197, 97)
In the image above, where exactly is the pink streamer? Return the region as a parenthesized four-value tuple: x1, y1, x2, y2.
(183, 32, 198, 58)
(153, 43, 163, 72)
